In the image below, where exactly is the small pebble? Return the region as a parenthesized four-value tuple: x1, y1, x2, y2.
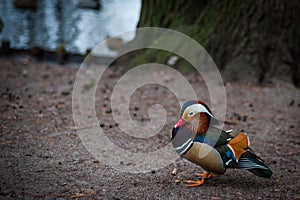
(22, 70, 28, 77)
(61, 90, 70, 96)
(288, 100, 294, 106)
(105, 109, 112, 114)
(171, 168, 177, 176)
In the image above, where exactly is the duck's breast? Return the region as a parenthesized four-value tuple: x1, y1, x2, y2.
(182, 142, 225, 175)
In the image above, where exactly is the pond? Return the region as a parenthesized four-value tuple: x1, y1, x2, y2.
(0, 0, 141, 56)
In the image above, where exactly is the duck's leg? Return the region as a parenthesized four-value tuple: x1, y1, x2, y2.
(184, 178, 205, 187)
(183, 172, 213, 187)
(196, 172, 213, 179)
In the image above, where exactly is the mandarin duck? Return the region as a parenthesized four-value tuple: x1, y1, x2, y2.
(171, 101, 272, 186)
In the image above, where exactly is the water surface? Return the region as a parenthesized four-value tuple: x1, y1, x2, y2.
(0, 0, 141, 56)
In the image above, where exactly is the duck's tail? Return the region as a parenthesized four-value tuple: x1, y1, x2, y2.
(236, 150, 273, 178)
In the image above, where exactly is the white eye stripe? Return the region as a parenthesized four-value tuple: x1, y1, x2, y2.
(186, 104, 213, 117)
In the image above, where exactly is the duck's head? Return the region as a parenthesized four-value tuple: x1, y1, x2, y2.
(174, 100, 219, 134)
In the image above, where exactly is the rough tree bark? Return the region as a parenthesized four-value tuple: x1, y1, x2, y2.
(136, 0, 300, 86)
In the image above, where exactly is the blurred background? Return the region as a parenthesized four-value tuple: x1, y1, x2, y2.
(0, 0, 141, 56)
(0, 0, 299, 86)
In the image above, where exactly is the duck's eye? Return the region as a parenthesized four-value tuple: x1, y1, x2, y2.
(188, 111, 195, 117)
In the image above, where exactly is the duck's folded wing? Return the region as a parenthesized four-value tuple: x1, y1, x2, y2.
(194, 126, 234, 147)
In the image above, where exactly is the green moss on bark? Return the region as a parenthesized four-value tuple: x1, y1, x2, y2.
(133, 0, 300, 85)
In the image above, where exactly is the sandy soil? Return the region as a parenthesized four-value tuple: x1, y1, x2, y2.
(0, 56, 299, 199)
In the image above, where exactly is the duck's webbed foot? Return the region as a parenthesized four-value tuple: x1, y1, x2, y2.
(183, 172, 213, 187)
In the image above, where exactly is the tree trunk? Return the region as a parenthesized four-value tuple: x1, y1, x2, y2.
(136, 0, 300, 86)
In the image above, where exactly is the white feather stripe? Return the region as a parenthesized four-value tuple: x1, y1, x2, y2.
(239, 158, 253, 162)
(226, 129, 233, 134)
(225, 159, 233, 166)
(237, 165, 269, 170)
(174, 138, 192, 151)
(179, 141, 193, 155)
(247, 136, 250, 146)
(226, 144, 237, 161)
(186, 104, 214, 117)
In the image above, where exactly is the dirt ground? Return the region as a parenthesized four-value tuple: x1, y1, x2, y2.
(0, 55, 299, 199)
